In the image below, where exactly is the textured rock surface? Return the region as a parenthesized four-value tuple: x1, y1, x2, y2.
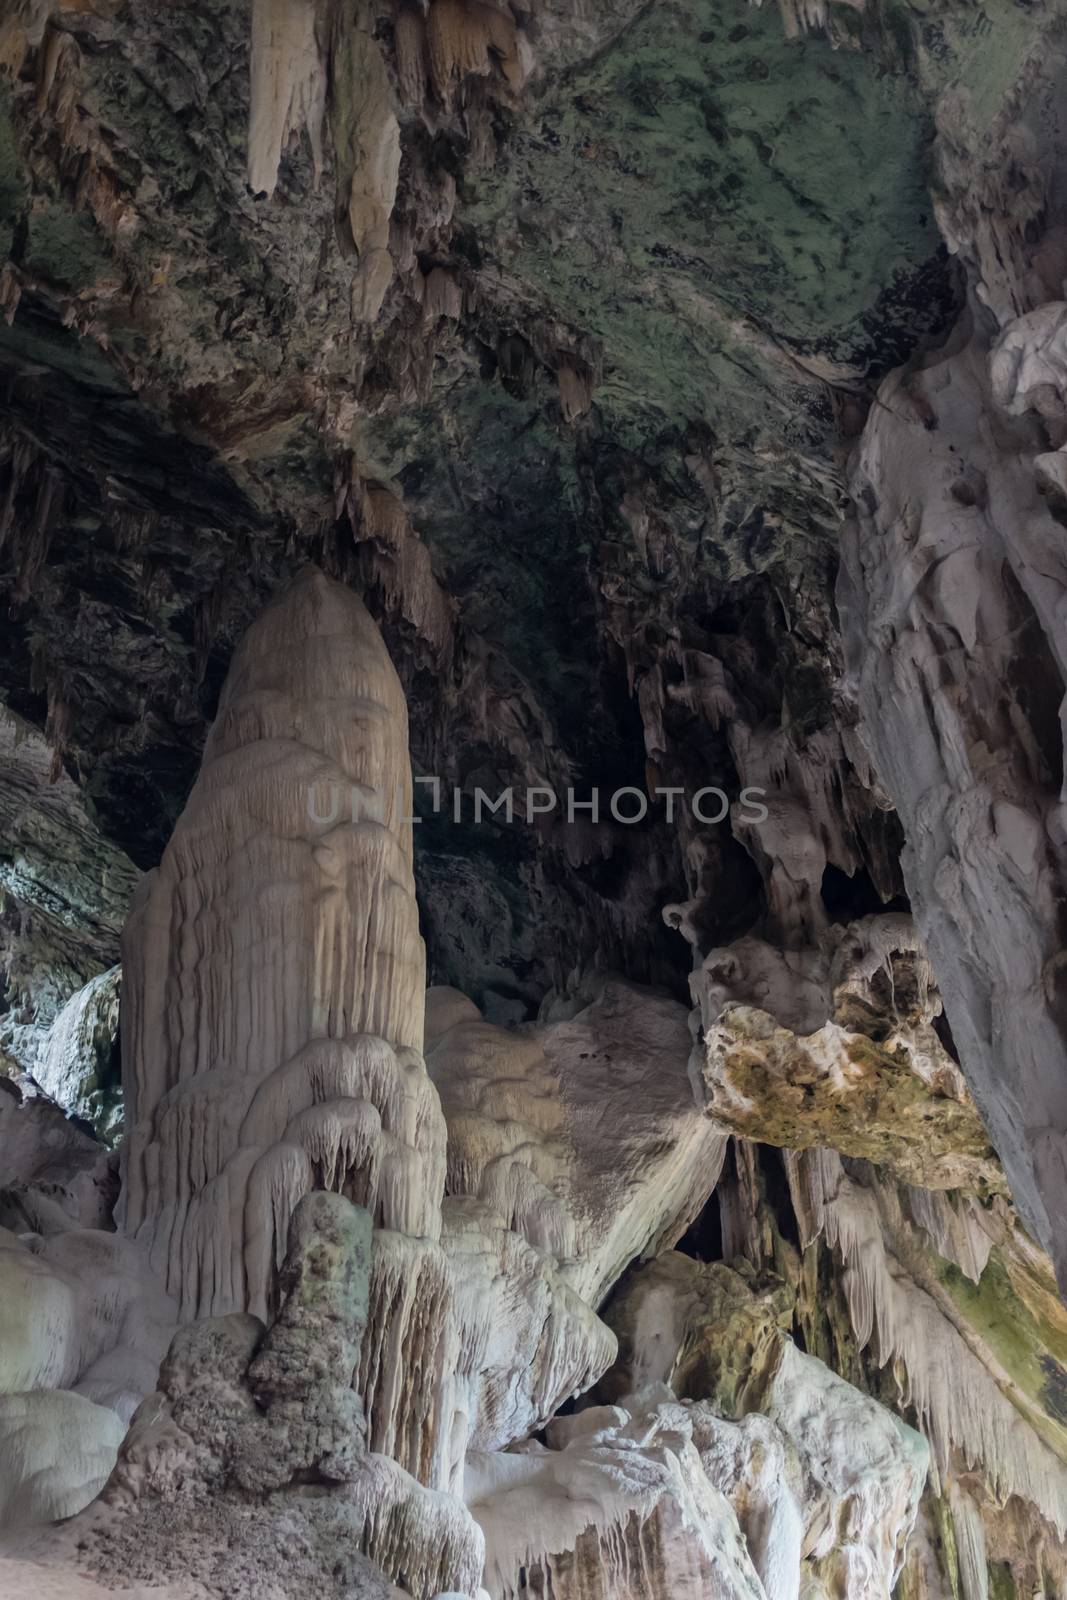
(0, 1390, 125, 1531)
(0, 709, 138, 1081)
(8, 1191, 483, 1600)
(597, 1251, 929, 1599)
(427, 979, 727, 1305)
(838, 32, 1067, 1290)
(468, 1397, 769, 1600)
(0, 1224, 174, 1419)
(695, 924, 1004, 1195)
(0, 1080, 116, 1228)
(35, 964, 123, 1141)
(2, 8, 1067, 1597)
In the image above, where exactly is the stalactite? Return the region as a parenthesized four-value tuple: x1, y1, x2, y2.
(394, 3, 428, 107)
(801, 1153, 1067, 1536)
(247, 0, 326, 197)
(349, 478, 458, 663)
(328, 3, 401, 321)
(425, 0, 524, 110)
(556, 357, 593, 422)
(422, 266, 463, 322)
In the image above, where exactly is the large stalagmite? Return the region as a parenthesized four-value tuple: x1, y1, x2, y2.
(114, 566, 618, 1513)
(121, 565, 434, 1321)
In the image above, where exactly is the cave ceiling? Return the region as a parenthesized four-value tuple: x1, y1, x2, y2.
(0, 0, 1042, 1009)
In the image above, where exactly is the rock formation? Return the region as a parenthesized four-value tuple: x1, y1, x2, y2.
(2, 3, 1067, 1598)
(120, 565, 433, 1323)
(426, 978, 727, 1305)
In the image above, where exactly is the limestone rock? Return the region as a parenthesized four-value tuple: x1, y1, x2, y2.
(427, 978, 728, 1306)
(35, 965, 123, 1143)
(693, 919, 1002, 1195)
(766, 1340, 928, 1599)
(597, 1253, 793, 1415)
(0, 1225, 176, 1421)
(838, 76, 1067, 1285)
(240, 1191, 371, 1489)
(121, 567, 437, 1325)
(789, 1149, 1067, 1540)
(0, 1561, 197, 1600)
(0, 708, 138, 1082)
(443, 1196, 616, 1455)
(0, 1390, 125, 1530)
(0, 1085, 115, 1229)
(599, 1251, 929, 1599)
(30, 1191, 485, 1600)
(467, 1395, 768, 1600)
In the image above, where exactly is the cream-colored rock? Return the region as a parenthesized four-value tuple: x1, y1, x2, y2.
(247, 0, 325, 196)
(792, 1149, 1067, 1538)
(12, 1193, 482, 1600)
(122, 569, 436, 1324)
(598, 1253, 792, 1415)
(467, 1394, 767, 1600)
(427, 978, 727, 1306)
(601, 1252, 928, 1599)
(690, 1408, 803, 1600)
(0, 1391, 125, 1530)
(109, 573, 624, 1518)
(443, 1197, 616, 1458)
(0, 1227, 175, 1422)
(766, 1340, 927, 1598)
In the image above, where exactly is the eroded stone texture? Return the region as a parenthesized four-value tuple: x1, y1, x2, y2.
(839, 51, 1067, 1289)
(694, 922, 1004, 1195)
(596, 1251, 929, 1600)
(427, 978, 728, 1307)
(9, 1191, 483, 1600)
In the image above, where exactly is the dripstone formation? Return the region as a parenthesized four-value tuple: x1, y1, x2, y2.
(2, 3, 1067, 1599)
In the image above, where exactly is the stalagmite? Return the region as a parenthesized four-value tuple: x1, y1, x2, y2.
(122, 566, 434, 1321)
(113, 569, 621, 1515)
